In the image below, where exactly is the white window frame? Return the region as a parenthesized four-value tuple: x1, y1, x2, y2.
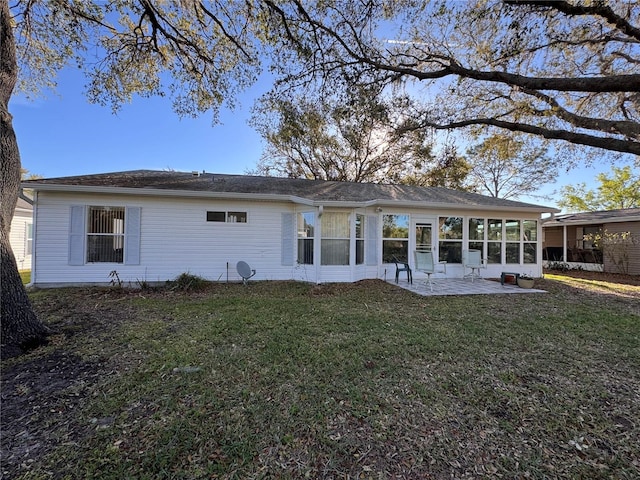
(206, 210, 248, 223)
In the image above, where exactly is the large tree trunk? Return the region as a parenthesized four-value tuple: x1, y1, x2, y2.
(1, 0, 49, 359)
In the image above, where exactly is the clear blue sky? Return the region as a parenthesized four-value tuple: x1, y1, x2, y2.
(11, 66, 632, 210)
(12, 67, 266, 178)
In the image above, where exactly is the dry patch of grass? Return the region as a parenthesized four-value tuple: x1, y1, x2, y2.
(545, 272, 640, 298)
(2, 274, 639, 479)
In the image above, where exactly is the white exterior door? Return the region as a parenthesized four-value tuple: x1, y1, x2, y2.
(412, 217, 437, 257)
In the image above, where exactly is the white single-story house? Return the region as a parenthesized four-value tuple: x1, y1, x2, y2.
(542, 207, 640, 275)
(9, 194, 34, 271)
(22, 170, 560, 287)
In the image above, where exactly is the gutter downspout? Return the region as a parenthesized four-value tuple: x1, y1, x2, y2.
(26, 190, 37, 288)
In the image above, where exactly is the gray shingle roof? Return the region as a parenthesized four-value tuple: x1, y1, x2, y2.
(23, 169, 556, 211)
(543, 207, 640, 225)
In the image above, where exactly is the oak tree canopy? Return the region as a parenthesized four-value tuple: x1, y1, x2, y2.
(265, 0, 639, 156)
(250, 89, 447, 184)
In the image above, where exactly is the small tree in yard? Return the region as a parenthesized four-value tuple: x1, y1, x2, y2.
(585, 230, 640, 275)
(559, 166, 640, 212)
(465, 133, 555, 200)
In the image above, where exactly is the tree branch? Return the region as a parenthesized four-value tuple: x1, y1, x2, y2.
(412, 117, 640, 155)
(60, 2, 117, 34)
(520, 87, 640, 139)
(285, 1, 640, 93)
(506, 0, 640, 42)
(198, 2, 253, 61)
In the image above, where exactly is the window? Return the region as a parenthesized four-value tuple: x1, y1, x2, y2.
(487, 219, 503, 264)
(468, 218, 485, 257)
(382, 214, 409, 262)
(523, 220, 538, 264)
(415, 223, 433, 252)
(26, 223, 33, 255)
(69, 206, 140, 266)
(207, 211, 225, 222)
(438, 216, 463, 263)
(227, 211, 247, 223)
(505, 219, 520, 264)
(297, 212, 314, 264)
(87, 207, 125, 263)
(468, 217, 539, 265)
(321, 212, 350, 265)
(356, 214, 365, 265)
(206, 211, 247, 223)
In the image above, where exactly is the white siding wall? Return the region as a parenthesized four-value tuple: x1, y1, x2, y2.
(32, 192, 546, 285)
(33, 192, 296, 286)
(10, 210, 32, 270)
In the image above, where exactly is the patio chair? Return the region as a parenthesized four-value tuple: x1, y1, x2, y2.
(413, 250, 447, 291)
(392, 255, 412, 284)
(462, 249, 485, 282)
(236, 261, 256, 285)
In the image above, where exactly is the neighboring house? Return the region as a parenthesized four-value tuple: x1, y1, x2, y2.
(9, 194, 34, 271)
(22, 170, 559, 287)
(542, 208, 640, 275)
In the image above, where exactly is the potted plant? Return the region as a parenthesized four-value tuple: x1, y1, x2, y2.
(517, 274, 535, 289)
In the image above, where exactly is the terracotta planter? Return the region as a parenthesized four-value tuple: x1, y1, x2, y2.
(517, 277, 535, 289)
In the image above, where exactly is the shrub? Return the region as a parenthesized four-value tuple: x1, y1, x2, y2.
(167, 272, 209, 292)
(546, 261, 570, 272)
(585, 230, 639, 274)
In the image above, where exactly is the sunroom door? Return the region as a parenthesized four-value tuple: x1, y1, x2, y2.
(413, 219, 436, 254)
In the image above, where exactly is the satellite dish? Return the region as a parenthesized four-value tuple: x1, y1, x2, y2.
(236, 261, 256, 285)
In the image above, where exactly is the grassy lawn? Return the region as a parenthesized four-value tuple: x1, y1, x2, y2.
(2, 274, 639, 479)
(19, 270, 30, 285)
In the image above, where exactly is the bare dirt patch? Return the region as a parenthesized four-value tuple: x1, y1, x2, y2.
(1, 350, 104, 476)
(1, 288, 129, 479)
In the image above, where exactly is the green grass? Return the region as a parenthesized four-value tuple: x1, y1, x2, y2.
(4, 276, 640, 479)
(19, 269, 30, 284)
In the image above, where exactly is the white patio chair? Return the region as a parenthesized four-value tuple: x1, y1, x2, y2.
(236, 261, 256, 285)
(413, 250, 447, 292)
(462, 249, 486, 282)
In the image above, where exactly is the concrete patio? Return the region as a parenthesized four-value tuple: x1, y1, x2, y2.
(388, 276, 547, 296)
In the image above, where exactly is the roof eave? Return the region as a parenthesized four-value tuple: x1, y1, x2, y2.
(23, 183, 559, 213)
(543, 216, 640, 227)
(21, 183, 319, 206)
(369, 200, 557, 214)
